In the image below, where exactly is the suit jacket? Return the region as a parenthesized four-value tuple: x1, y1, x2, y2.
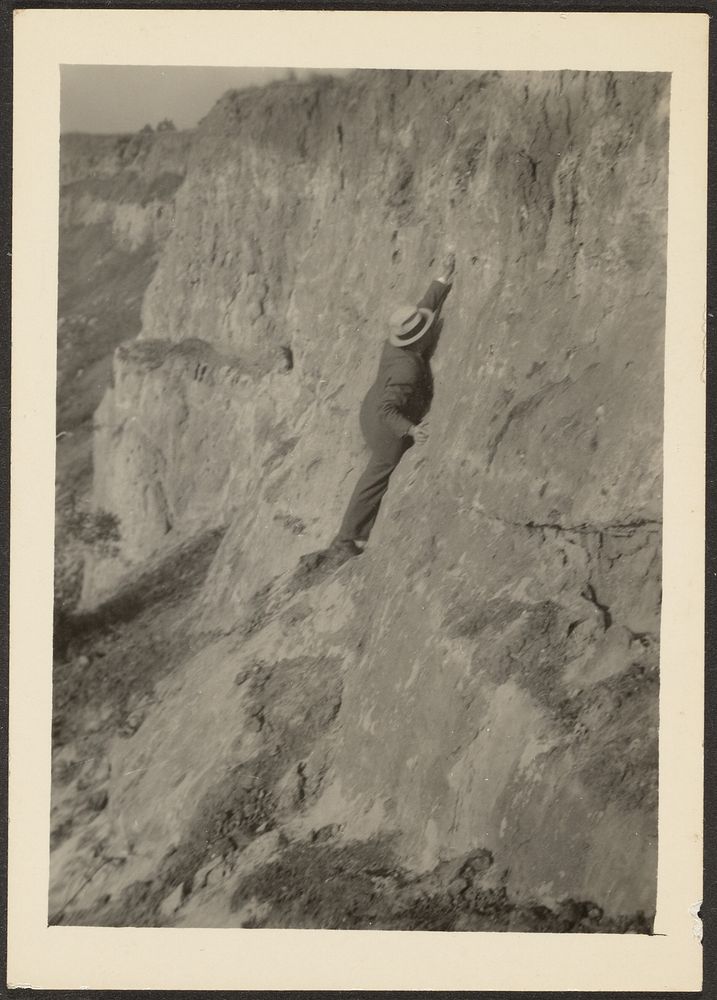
(367, 278, 452, 438)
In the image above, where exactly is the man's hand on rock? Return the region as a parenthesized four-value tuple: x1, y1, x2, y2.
(411, 421, 429, 445)
(439, 250, 456, 284)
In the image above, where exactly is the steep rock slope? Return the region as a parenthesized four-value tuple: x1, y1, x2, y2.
(55, 129, 192, 611)
(57, 130, 192, 434)
(55, 70, 668, 929)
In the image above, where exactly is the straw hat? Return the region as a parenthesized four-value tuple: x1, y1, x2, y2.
(388, 304, 436, 347)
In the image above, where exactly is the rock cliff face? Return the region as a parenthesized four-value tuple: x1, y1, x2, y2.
(53, 70, 668, 930)
(57, 130, 192, 432)
(54, 128, 193, 616)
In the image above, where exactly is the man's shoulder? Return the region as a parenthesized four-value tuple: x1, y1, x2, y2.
(382, 342, 422, 377)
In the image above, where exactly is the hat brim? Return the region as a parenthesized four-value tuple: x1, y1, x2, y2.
(388, 307, 435, 347)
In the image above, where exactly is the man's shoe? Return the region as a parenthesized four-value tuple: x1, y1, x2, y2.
(296, 539, 361, 577)
(324, 538, 362, 569)
(330, 538, 362, 557)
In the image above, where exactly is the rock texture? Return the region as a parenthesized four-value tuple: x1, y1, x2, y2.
(57, 129, 192, 438)
(53, 70, 668, 930)
(54, 129, 192, 611)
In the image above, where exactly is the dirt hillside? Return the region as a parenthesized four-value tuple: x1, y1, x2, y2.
(52, 70, 667, 930)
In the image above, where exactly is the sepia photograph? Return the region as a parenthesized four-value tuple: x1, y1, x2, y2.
(51, 62, 667, 932)
(8, 8, 706, 992)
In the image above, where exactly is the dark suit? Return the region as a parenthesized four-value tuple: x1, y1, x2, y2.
(337, 279, 452, 543)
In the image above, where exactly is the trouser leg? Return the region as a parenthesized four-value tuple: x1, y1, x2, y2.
(337, 442, 408, 543)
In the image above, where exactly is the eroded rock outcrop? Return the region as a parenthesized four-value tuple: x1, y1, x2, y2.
(60, 131, 191, 248)
(54, 70, 668, 930)
(55, 128, 193, 617)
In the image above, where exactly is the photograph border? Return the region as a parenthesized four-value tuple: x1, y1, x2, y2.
(6, 2, 709, 993)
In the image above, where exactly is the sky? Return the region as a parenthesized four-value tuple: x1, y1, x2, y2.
(60, 65, 344, 133)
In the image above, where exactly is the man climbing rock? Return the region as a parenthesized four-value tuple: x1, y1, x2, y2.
(299, 251, 455, 576)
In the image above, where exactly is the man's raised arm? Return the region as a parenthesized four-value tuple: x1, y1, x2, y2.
(416, 250, 456, 313)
